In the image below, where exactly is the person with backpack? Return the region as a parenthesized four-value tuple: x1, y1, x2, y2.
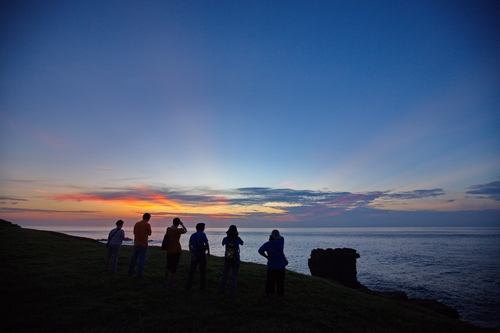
(217, 225, 244, 297)
(186, 223, 210, 291)
(258, 229, 288, 302)
(163, 217, 187, 288)
(105, 219, 125, 273)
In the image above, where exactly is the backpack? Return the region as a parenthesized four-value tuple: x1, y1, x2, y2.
(161, 228, 169, 250)
(225, 241, 236, 260)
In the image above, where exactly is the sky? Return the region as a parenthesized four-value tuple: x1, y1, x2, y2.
(1, 0, 499, 228)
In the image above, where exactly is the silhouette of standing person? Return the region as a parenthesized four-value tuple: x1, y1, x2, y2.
(105, 219, 125, 273)
(258, 229, 287, 302)
(128, 213, 152, 278)
(164, 217, 187, 288)
(186, 223, 210, 291)
(217, 225, 244, 297)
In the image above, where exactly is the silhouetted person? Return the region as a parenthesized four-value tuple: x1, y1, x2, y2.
(128, 213, 152, 277)
(186, 223, 210, 291)
(217, 225, 244, 297)
(164, 217, 187, 288)
(105, 219, 125, 273)
(258, 229, 287, 302)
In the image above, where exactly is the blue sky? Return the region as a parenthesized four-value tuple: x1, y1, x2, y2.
(1, 0, 499, 228)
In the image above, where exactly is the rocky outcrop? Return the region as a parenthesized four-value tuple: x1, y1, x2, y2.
(308, 248, 460, 320)
(308, 248, 364, 288)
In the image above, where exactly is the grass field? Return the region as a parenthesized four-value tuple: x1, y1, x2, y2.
(0, 220, 492, 333)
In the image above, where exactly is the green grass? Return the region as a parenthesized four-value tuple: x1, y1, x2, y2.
(0, 220, 491, 333)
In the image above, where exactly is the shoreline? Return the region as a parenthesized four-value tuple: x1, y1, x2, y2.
(23, 223, 495, 329)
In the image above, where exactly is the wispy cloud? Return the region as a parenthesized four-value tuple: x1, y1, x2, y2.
(385, 189, 445, 199)
(49, 185, 451, 220)
(0, 197, 28, 202)
(0, 207, 99, 215)
(466, 181, 500, 201)
(0, 178, 39, 184)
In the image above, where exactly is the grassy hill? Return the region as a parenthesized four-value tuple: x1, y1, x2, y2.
(0, 219, 493, 333)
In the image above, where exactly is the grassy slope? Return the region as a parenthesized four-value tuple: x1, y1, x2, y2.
(0, 220, 490, 333)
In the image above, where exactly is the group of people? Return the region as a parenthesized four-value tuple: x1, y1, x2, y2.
(105, 213, 287, 300)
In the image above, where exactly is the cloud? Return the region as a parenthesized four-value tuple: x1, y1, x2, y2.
(228, 187, 352, 206)
(0, 179, 38, 184)
(0, 197, 28, 202)
(49, 185, 451, 220)
(466, 181, 500, 201)
(0, 207, 99, 215)
(385, 189, 445, 199)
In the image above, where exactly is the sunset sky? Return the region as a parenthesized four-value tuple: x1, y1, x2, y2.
(1, 1, 499, 228)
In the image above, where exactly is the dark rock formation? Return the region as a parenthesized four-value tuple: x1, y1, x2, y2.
(308, 248, 363, 288)
(308, 247, 461, 320)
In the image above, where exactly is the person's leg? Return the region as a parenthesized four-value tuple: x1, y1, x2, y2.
(128, 246, 140, 274)
(230, 261, 240, 296)
(199, 255, 207, 290)
(218, 260, 231, 293)
(105, 246, 113, 270)
(186, 257, 199, 290)
(265, 268, 276, 296)
(137, 246, 148, 276)
(111, 244, 121, 272)
(276, 267, 285, 298)
(167, 252, 181, 287)
(165, 252, 171, 280)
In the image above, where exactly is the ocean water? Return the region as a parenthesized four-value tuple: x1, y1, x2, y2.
(30, 226, 500, 330)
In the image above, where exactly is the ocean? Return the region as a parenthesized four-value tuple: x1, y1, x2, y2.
(30, 226, 500, 330)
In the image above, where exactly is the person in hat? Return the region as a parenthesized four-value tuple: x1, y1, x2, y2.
(105, 219, 125, 273)
(186, 223, 210, 291)
(258, 229, 287, 302)
(164, 217, 187, 288)
(217, 225, 244, 297)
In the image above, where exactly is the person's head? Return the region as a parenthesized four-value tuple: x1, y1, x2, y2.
(195, 223, 205, 231)
(143, 213, 151, 221)
(226, 225, 238, 236)
(173, 217, 181, 227)
(270, 229, 281, 241)
(116, 220, 124, 227)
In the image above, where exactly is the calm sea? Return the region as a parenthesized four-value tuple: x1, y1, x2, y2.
(30, 226, 500, 330)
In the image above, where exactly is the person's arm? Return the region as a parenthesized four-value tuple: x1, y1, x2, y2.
(205, 241, 210, 257)
(258, 244, 269, 260)
(147, 224, 152, 236)
(180, 221, 187, 233)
